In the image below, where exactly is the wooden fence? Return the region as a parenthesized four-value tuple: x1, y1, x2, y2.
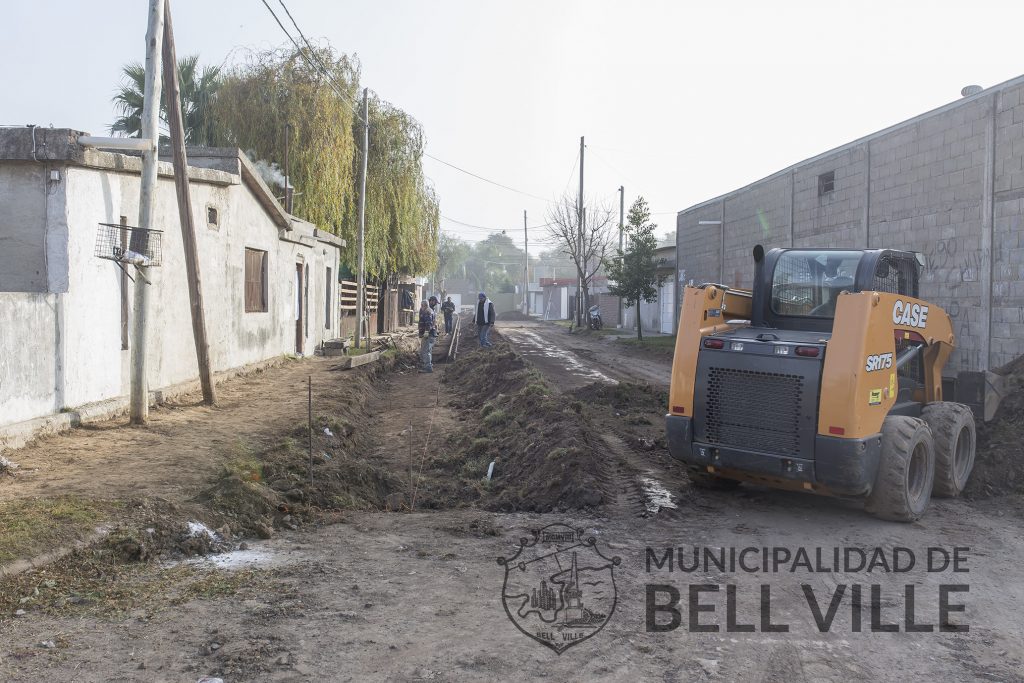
(339, 281, 379, 312)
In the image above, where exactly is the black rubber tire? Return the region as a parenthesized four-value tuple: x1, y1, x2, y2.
(921, 402, 977, 498)
(689, 471, 741, 491)
(865, 416, 935, 522)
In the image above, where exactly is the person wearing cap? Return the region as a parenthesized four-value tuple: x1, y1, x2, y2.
(473, 292, 496, 348)
(441, 296, 456, 335)
(418, 300, 438, 372)
(428, 295, 440, 319)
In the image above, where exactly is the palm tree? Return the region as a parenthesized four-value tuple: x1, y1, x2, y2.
(110, 55, 221, 146)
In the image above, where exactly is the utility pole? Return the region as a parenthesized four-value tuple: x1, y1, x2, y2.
(129, 0, 165, 424)
(354, 88, 369, 348)
(577, 135, 584, 327)
(162, 0, 215, 405)
(618, 185, 624, 329)
(522, 209, 529, 315)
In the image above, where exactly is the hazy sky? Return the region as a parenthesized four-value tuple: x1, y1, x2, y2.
(3, 0, 1023, 256)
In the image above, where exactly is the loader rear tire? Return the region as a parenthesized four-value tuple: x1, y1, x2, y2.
(921, 402, 976, 498)
(865, 416, 935, 522)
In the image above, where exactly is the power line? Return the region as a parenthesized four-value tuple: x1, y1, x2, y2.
(260, 1, 590, 226)
(442, 213, 551, 232)
(425, 153, 554, 204)
(276, 0, 362, 115)
(259, 0, 365, 123)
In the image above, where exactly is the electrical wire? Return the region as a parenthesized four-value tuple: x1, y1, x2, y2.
(259, 0, 365, 122)
(276, 0, 363, 116)
(424, 153, 554, 204)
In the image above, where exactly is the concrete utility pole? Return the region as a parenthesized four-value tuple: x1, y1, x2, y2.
(522, 209, 529, 315)
(130, 0, 166, 424)
(355, 88, 369, 349)
(577, 135, 584, 327)
(162, 0, 215, 405)
(618, 185, 624, 328)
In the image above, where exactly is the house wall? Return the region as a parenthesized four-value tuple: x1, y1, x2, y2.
(0, 152, 340, 431)
(676, 76, 1024, 373)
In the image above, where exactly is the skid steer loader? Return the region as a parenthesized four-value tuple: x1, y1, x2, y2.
(666, 245, 977, 521)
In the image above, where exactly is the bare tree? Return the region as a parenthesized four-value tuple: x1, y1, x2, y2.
(546, 193, 616, 327)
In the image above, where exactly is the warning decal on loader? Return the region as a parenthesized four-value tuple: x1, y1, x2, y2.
(869, 389, 883, 406)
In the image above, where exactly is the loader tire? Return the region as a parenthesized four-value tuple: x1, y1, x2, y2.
(689, 470, 741, 491)
(865, 416, 935, 522)
(921, 402, 976, 498)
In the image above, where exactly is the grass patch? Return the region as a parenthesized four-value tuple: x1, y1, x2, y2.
(0, 497, 109, 566)
(483, 409, 508, 428)
(619, 335, 677, 349)
(0, 548, 284, 619)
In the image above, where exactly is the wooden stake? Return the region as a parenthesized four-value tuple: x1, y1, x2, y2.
(162, 0, 216, 405)
(308, 376, 314, 486)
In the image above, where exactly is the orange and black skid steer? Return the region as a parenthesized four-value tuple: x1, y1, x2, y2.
(666, 245, 977, 521)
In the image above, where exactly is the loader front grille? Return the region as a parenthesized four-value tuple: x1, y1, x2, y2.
(705, 367, 804, 456)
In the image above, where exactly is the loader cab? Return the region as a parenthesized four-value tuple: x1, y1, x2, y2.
(751, 247, 921, 333)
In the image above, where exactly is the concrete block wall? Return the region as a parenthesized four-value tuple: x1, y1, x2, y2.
(676, 75, 1024, 375)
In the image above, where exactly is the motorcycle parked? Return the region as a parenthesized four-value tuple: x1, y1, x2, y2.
(588, 305, 603, 330)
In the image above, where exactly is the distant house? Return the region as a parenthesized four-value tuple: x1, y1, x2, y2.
(620, 244, 677, 334)
(0, 127, 344, 444)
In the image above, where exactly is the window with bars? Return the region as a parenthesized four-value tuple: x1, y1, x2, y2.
(244, 248, 268, 312)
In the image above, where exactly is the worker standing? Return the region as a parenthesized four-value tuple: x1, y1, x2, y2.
(474, 292, 495, 348)
(441, 296, 456, 335)
(418, 300, 438, 373)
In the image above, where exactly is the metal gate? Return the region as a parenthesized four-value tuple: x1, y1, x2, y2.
(659, 281, 675, 334)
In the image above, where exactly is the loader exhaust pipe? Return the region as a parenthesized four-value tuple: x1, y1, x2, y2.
(895, 344, 921, 370)
(751, 244, 766, 327)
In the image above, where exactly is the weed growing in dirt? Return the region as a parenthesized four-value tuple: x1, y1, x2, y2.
(0, 497, 109, 566)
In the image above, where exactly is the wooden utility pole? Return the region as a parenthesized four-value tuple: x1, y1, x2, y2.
(162, 0, 215, 405)
(522, 209, 529, 315)
(618, 185, 624, 329)
(577, 135, 584, 327)
(130, 0, 166, 424)
(355, 88, 369, 348)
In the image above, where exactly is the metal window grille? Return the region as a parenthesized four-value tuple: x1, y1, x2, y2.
(872, 254, 919, 298)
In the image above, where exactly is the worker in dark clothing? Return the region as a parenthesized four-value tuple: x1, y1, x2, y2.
(441, 296, 456, 335)
(473, 292, 496, 348)
(418, 300, 438, 372)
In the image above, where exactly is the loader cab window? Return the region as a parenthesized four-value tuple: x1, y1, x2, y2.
(770, 250, 862, 318)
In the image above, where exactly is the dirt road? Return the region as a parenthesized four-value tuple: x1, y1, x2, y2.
(1, 326, 1023, 682)
(499, 321, 671, 389)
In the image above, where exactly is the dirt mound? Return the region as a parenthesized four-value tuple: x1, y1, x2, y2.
(571, 382, 668, 414)
(100, 500, 231, 563)
(437, 332, 609, 512)
(965, 377, 1024, 498)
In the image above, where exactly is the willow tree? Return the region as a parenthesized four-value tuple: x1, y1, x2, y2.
(211, 44, 438, 278)
(211, 46, 360, 245)
(361, 95, 439, 278)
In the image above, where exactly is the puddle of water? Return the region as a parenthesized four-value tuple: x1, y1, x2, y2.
(639, 475, 678, 514)
(508, 329, 618, 384)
